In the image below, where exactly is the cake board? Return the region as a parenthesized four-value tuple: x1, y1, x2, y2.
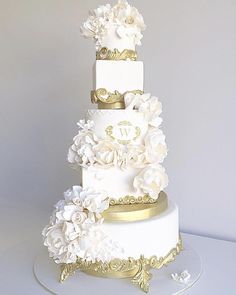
(34, 242, 202, 295)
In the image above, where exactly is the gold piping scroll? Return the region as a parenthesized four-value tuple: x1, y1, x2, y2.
(96, 47, 137, 61)
(91, 88, 143, 109)
(103, 192, 168, 222)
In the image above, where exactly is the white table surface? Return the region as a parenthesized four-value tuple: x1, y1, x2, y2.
(0, 205, 236, 295)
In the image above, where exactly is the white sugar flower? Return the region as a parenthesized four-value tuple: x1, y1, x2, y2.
(113, 0, 146, 41)
(145, 129, 168, 163)
(68, 120, 98, 167)
(125, 144, 147, 168)
(79, 225, 124, 263)
(80, 4, 112, 38)
(93, 140, 120, 168)
(133, 164, 168, 199)
(42, 222, 81, 264)
(124, 92, 141, 109)
(42, 185, 120, 264)
(79, 187, 109, 214)
(80, 1, 146, 49)
(124, 93, 162, 128)
(124, 92, 163, 127)
(55, 204, 82, 222)
(139, 95, 163, 127)
(77, 119, 95, 131)
(64, 185, 83, 205)
(172, 270, 191, 284)
(63, 221, 82, 241)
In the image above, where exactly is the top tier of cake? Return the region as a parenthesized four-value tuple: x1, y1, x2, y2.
(81, 0, 146, 53)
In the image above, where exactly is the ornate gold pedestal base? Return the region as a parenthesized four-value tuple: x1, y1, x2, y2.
(60, 236, 183, 293)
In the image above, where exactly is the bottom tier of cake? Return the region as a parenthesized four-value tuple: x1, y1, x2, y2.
(103, 200, 179, 259)
(59, 200, 181, 293)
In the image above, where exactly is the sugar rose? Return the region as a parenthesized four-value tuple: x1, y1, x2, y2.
(133, 164, 168, 199)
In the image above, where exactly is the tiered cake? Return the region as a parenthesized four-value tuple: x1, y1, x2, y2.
(42, 1, 182, 293)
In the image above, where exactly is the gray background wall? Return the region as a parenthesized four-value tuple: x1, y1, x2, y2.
(1, 0, 236, 244)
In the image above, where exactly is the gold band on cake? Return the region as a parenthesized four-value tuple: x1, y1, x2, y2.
(60, 236, 183, 293)
(104, 192, 168, 222)
(96, 47, 137, 61)
(91, 88, 143, 109)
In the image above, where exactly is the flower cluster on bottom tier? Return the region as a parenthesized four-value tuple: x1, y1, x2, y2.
(42, 185, 181, 293)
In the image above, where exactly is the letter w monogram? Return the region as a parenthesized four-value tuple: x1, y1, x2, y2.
(119, 127, 131, 138)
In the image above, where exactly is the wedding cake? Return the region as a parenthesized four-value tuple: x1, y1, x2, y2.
(42, 1, 182, 293)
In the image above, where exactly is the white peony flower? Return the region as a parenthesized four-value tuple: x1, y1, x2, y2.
(139, 95, 163, 127)
(113, 0, 146, 42)
(62, 185, 109, 215)
(63, 221, 82, 241)
(93, 139, 120, 167)
(124, 92, 141, 109)
(133, 164, 168, 199)
(145, 129, 168, 163)
(125, 144, 147, 168)
(80, 4, 112, 37)
(68, 120, 98, 167)
(124, 92, 163, 127)
(42, 222, 81, 264)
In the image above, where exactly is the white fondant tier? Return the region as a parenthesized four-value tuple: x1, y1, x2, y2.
(94, 61, 143, 93)
(103, 200, 179, 259)
(83, 166, 141, 198)
(83, 109, 148, 198)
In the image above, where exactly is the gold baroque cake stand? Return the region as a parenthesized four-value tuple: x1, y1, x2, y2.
(60, 237, 183, 293)
(33, 235, 202, 295)
(58, 192, 182, 293)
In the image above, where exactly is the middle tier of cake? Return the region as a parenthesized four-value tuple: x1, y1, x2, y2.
(82, 109, 149, 199)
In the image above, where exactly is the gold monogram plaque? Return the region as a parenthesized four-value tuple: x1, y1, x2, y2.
(105, 121, 141, 144)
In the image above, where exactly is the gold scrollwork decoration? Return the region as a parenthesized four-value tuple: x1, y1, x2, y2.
(91, 88, 143, 109)
(109, 195, 157, 206)
(103, 192, 168, 222)
(96, 47, 137, 61)
(60, 236, 183, 293)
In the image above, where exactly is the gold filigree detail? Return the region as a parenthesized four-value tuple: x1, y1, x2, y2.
(96, 47, 137, 61)
(131, 255, 152, 293)
(109, 195, 157, 206)
(91, 88, 143, 109)
(60, 262, 81, 283)
(60, 236, 183, 293)
(103, 192, 168, 222)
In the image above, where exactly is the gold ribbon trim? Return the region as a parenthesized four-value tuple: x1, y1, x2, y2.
(103, 192, 167, 222)
(60, 236, 183, 293)
(96, 47, 137, 61)
(91, 88, 143, 109)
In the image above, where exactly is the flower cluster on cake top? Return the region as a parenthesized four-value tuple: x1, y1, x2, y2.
(42, 186, 123, 264)
(81, 0, 146, 50)
(68, 93, 169, 199)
